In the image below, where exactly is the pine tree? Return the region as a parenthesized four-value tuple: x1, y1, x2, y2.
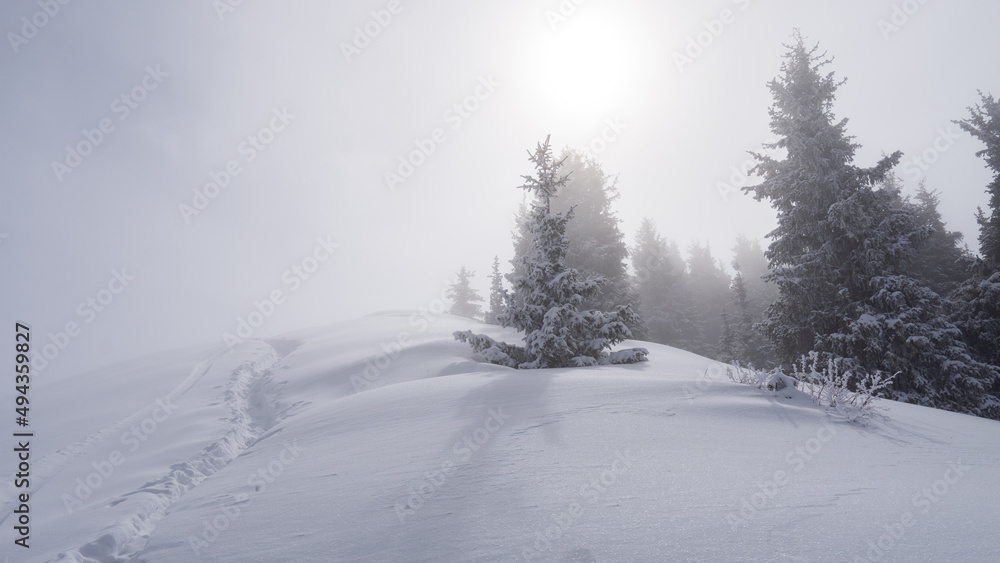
(746, 31, 998, 418)
(484, 256, 505, 325)
(630, 218, 698, 348)
(950, 91, 1000, 403)
(455, 136, 647, 368)
(631, 218, 674, 344)
(510, 149, 643, 336)
(719, 263, 775, 368)
(956, 91, 1000, 270)
(746, 31, 901, 362)
(903, 180, 971, 297)
(686, 241, 730, 358)
(446, 267, 484, 320)
(508, 199, 531, 309)
(731, 235, 778, 320)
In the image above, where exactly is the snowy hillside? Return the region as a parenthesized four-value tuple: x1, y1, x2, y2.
(3, 312, 999, 562)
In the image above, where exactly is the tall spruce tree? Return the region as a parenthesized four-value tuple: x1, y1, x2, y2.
(957, 92, 1000, 269)
(746, 31, 998, 418)
(951, 92, 1000, 389)
(455, 136, 647, 368)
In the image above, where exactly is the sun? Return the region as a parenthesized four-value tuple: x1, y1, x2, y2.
(534, 8, 643, 119)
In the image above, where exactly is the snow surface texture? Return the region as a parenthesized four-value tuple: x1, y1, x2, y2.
(1, 313, 998, 562)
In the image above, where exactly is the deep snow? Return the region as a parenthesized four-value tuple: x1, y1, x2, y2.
(2, 312, 998, 562)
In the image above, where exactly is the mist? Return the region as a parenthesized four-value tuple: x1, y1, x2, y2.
(2, 0, 998, 377)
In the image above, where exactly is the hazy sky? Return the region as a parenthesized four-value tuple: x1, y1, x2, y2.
(2, 0, 999, 377)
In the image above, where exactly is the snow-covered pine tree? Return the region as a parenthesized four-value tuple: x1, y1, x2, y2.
(446, 267, 484, 320)
(957, 91, 1000, 270)
(484, 255, 506, 325)
(455, 135, 648, 368)
(746, 31, 998, 418)
(951, 92, 1000, 401)
(951, 268, 1000, 387)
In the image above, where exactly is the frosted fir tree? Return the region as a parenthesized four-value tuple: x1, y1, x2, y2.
(484, 256, 505, 325)
(446, 266, 484, 320)
(951, 92, 1000, 400)
(746, 31, 998, 418)
(455, 135, 647, 368)
(957, 92, 1000, 270)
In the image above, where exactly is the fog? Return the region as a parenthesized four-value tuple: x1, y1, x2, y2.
(2, 0, 998, 377)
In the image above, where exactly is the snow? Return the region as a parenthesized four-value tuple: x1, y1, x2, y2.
(2, 312, 999, 562)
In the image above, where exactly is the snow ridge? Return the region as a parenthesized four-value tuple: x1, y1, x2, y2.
(49, 343, 281, 563)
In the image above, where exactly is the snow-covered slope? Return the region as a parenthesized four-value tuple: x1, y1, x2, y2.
(3, 312, 999, 562)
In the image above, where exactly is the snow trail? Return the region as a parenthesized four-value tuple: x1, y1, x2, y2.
(49, 342, 283, 563)
(0, 352, 223, 527)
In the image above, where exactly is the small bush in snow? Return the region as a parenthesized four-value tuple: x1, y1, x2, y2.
(727, 354, 894, 422)
(792, 352, 895, 421)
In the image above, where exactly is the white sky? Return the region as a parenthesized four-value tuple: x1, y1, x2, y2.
(2, 0, 999, 377)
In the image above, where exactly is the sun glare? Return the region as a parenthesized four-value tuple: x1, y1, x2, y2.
(536, 9, 642, 119)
